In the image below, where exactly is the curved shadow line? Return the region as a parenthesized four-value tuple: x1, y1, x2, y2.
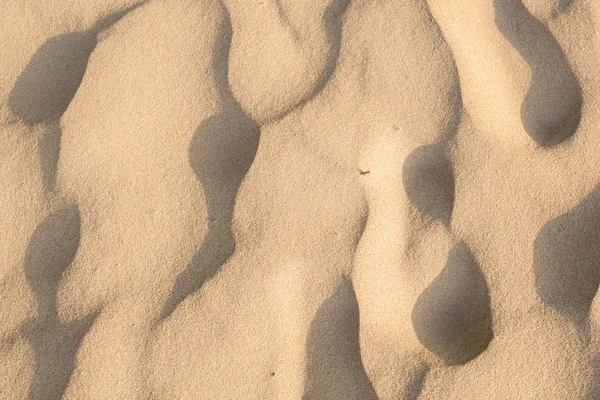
(274, 0, 299, 40)
(401, 84, 461, 227)
(159, 3, 260, 321)
(402, 2, 463, 228)
(264, 0, 352, 123)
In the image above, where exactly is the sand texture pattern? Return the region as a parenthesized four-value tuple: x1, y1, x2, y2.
(2, 0, 600, 398)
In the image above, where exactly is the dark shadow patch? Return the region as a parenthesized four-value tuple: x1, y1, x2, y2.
(159, 5, 260, 321)
(402, 144, 454, 226)
(8, 1, 148, 125)
(24, 206, 81, 321)
(9, 1, 148, 195)
(554, 0, 573, 14)
(403, 365, 430, 400)
(493, 0, 582, 147)
(159, 113, 259, 320)
(438, 81, 463, 144)
(533, 185, 600, 330)
(22, 312, 98, 400)
(21, 205, 100, 400)
(39, 121, 62, 192)
(411, 243, 493, 365)
(302, 277, 378, 400)
(8, 31, 98, 126)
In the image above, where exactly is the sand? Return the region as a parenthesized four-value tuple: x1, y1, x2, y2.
(1, 0, 600, 398)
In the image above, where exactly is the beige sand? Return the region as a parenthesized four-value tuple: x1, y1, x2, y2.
(1, 0, 600, 398)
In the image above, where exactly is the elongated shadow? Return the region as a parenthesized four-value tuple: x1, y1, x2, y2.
(494, 0, 582, 147)
(533, 185, 600, 331)
(39, 122, 62, 191)
(403, 365, 429, 400)
(159, 5, 260, 321)
(21, 205, 99, 400)
(8, 1, 148, 191)
(302, 277, 377, 400)
(160, 113, 259, 320)
(412, 243, 493, 365)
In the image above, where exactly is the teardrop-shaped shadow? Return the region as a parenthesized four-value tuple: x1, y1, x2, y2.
(302, 277, 377, 400)
(8, 31, 97, 126)
(21, 205, 100, 400)
(159, 113, 259, 320)
(159, 6, 261, 320)
(533, 184, 600, 330)
(8, 1, 148, 126)
(24, 206, 81, 320)
(411, 243, 493, 365)
(402, 144, 454, 226)
(493, 0, 582, 147)
(9, 1, 148, 194)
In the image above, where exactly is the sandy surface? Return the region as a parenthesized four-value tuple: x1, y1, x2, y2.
(2, 0, 600, 398)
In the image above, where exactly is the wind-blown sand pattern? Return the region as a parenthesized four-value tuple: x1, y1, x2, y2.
(2, 0, 600, 398)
